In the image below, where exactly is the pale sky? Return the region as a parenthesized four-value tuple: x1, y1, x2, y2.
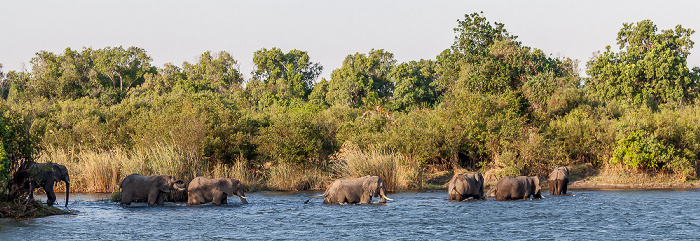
(1, 0, 699, 80)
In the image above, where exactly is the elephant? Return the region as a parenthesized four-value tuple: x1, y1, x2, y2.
(187, 177, 248, 205)
(448, 173, 484, 201)
(13, 161, 71, 207)
(305, 175, 393, 204)
(490, 176, 543, 201)
(549, 166, 570, 195)
(119, 174, 186, 205)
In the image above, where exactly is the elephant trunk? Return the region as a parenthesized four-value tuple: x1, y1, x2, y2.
(379, 188, 393, 203)
(238, 194, 248, 204)
(64, 180, 70, 207)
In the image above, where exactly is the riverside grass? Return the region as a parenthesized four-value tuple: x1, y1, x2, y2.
(332, 142, 424, 191)
(36, 141, 425, 193)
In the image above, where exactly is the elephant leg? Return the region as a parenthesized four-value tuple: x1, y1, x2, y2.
(148, 189, 160, 205)
(44, 182, 56, 206)
(221, 195, 228, 204)
(212, 193, 222, 205)
(187, 193, 196, 205)
(156, 193, 165, 205)
(562, 180, 568, 195)
(449, 194, 462, 201)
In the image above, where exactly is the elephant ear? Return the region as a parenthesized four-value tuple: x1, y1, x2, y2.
(156, 176, 171, 193)
(52, 164, 70, 182)
(474, 173, 484, 185)
(362, 176, 379, 197)
(532, 176, 541, 190)
(216, 179, 232, 195)
(50, 164, 62, 182)
(563, 167, 570, 176)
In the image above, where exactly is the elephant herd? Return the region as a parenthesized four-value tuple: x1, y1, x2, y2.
(14, 161, 569, 207)
(119, 174, 248, 206)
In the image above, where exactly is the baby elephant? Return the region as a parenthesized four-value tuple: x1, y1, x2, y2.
(549, 167, 569, 195)
(448, 173, 484, 201)
(120, 174, 186, 205)
(187, 177, 248, 205)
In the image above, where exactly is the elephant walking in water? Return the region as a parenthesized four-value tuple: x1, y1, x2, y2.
(549, 167, 569, 195)
(305, 176, 393, 204)
(187, 177, 248, 205)
(448, 173, 484, 201)
(490, 176, 543, 201)
(119, 174, 186, 205)
(13, 161, 71, 207)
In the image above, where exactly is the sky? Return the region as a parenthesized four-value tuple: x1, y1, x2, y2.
(1, 0, 699, 80)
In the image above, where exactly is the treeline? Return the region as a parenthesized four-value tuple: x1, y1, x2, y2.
(1, 12, 699, 193)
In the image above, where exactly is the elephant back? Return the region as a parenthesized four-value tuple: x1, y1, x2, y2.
(549, 167, 569, 180)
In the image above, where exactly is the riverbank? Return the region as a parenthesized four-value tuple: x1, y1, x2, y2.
(0, 200, 71, 218)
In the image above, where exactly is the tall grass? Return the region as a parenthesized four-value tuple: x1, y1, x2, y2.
(267, 162, 329, 191)
(333, 142, 423, 191)
(37, 143, 207, 193)
(211, 157, 263, 191)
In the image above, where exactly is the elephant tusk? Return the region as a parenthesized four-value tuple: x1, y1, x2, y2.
(381, 194, 393, 201)
(239, 196, 247, 199)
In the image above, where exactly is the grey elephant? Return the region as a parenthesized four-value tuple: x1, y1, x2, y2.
(187, 177, 248, 205)
(119, 174, 186, 205)
(448, 173, 484, 201)
(490, 176, 543, 201)
(305, 175, 393, 204)
(549, 166, 569, 195)
(13, 161, 71, 207)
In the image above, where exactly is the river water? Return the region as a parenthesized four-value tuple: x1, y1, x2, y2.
(1, 189, 699, 240)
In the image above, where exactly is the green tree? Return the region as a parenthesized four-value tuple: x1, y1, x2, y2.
(586, 19, 699, 105)
(249, 48, 322, 101)
(90, 46, 156, 102)
(30, 48, 95, 100)
(326, 49, 396, 107)
(182, 51, 243, 93)
(389, 59, 438, 110)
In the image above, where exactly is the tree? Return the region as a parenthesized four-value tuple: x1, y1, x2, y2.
(586, 19, 699, 105)
(91, 46, 156, 102)
(389, 59, 438, 110)
(182, 51, 243, 93)
(249, 48, 322, 101)
(326, 49, 396, 107)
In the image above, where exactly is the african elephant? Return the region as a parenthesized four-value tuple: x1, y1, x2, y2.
(13, 161, 71, 207)
(187, 177, 248, 205)
(490, 176, 543, 201)
(448, 173, 484, 201)
(119, 174, 186, 205)
(305, 175, 393, 204)
(549, 167, 569, 195)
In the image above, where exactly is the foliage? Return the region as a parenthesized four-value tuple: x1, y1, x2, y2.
(249, 48, 322, 103)
(586, 19, 699, 106)
(389, 59, 439, 110)
(0, 12, 698, 197)
(326, 49, 396, 107)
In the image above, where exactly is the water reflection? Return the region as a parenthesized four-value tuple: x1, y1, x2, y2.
(1, 190, 699, 240)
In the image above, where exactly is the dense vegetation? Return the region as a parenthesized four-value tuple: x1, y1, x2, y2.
(0, 12, 699, 196)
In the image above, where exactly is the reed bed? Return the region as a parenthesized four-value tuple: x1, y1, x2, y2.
(266, 162, 330, 191)
(333, 142, 423, 191)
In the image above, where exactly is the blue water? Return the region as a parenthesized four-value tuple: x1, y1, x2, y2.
(1, 189, 699, 240)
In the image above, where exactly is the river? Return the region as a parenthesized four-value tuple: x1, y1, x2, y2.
(1, 189, 699, 240)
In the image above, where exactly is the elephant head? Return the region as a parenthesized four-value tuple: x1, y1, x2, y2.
(218, 178, 247, 204)
(51, 163, 71, 207)
(362, 176, 393, 203)
(156, 175, 186, 193)
(531, 176, 543, 198)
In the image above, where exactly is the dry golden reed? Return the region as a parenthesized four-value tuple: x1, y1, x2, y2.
(333, 142, 423, 191)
